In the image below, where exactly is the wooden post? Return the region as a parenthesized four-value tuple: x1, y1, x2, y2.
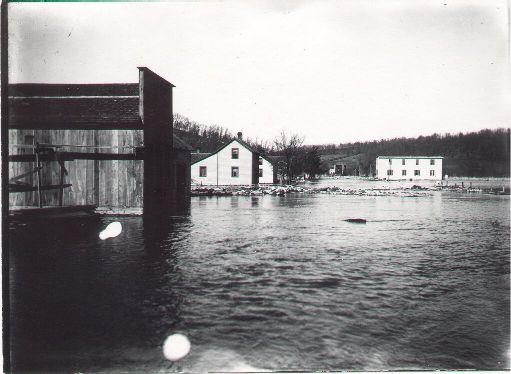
(58, 156, 65, 206)
(93, 130, 100, 206)
(23, 133, 35, 206)
(35, 142, 43, 207)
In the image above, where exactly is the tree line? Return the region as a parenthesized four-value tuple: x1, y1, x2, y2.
(173, 113, 272, 153)
(322, 129, 510, 177)
(173, 114, 510, 178)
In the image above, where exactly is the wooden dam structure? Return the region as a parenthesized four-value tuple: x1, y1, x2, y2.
(8, 67, 191, 215)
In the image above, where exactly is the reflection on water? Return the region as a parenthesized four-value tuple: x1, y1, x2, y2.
(8, 187, 510, 372)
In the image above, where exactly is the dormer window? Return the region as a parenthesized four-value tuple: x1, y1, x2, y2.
(232, 148, 239, 159)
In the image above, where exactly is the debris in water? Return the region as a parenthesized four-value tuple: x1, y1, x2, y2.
(99, 221, 122, 240)
(345, 218, 367, 224)
(163, 333, 191, 361)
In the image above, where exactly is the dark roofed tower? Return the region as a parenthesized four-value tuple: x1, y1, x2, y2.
(138, 67, 179, 211)
(138, 67, 174, 148)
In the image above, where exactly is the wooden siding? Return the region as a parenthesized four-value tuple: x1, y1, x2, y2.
(9, 129, 144, 208)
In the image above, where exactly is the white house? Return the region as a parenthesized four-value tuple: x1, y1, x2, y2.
(191, 134, 276, 185)
(376, 156, 443, 180)
(258, 155, 275, 184)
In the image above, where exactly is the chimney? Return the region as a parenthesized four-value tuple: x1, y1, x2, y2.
(237, 132, 243, 140)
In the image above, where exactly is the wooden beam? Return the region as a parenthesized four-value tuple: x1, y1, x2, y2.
(9, 205, 97, 220)
(8, 152, 143, 162)
(9, 166, 42, 182)
(9, 183, 72, 193)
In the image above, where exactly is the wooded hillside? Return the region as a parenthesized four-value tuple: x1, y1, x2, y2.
(174, 113, 510, 177)
(317, 129, 510, 177)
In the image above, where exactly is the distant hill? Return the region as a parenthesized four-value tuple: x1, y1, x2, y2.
(316, 128, 510, 177)
(174, 113, 510, 177)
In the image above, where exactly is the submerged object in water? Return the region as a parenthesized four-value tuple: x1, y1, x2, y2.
(345, 218, 367, 224)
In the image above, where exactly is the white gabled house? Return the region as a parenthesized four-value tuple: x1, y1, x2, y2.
(376, 156, 443, 180)
(191, 133, 276, 186)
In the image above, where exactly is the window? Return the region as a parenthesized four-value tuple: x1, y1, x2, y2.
(402, 170, 407, 176)
(430, 170, 435, 176)
(414, 170, 420, 176)
(430, 159, 435, 165)
(231, 148, 239, 159)
(387, 169, 393, 176)
(402, 159, 406, 165)
(389, 159, 392, 165)
(259, 168, 263, 177)
(258, 157, 263, 165)
(231, 166, 239, 177)
(416, 159, 419, 165)
(199, 166, 207, 177)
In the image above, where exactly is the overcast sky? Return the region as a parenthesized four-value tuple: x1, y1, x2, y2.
(8, 0, 509, 145)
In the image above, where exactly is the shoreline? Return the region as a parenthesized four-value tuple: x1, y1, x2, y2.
(191, 183, 510, 197)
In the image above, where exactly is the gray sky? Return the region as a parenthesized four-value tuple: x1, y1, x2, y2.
(8, 0, 509, 145)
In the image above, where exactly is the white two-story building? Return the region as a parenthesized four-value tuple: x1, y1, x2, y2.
(376, 156, 443, 180)
(191, 134, 276, 185)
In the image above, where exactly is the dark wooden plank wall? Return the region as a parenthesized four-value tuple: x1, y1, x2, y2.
(9, 129, 144, 208)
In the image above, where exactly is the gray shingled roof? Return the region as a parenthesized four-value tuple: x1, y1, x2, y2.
(8, 83, 141, 129)
(190, 138, 278, 165)
(191, 153, 212, 164)
(9, 83, 139, 97)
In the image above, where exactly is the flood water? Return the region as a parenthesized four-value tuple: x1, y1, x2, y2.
(8, 179, 510, 372)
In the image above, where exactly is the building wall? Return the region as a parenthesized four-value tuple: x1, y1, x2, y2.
(191, 139, 257, 185)
(259, 157, 275, 184)
(9, 128, 144, 207)
(376, 157, 443, 180)
(173, 150, 191, 196)
(191, 154, 218, 185)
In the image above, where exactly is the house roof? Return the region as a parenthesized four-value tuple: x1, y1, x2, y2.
(214, 137, 259, 155)
(138, 67, 176, 88)
(8, 83, 142, 130)
(191, 153, 212, 164)
(233, 137, 259, 154)
(173, 134, 193, 151)
(258, 155, 275, 165)
(190, 137, 261, 165)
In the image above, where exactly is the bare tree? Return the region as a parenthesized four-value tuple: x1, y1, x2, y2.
(273, 131, 305, 184)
